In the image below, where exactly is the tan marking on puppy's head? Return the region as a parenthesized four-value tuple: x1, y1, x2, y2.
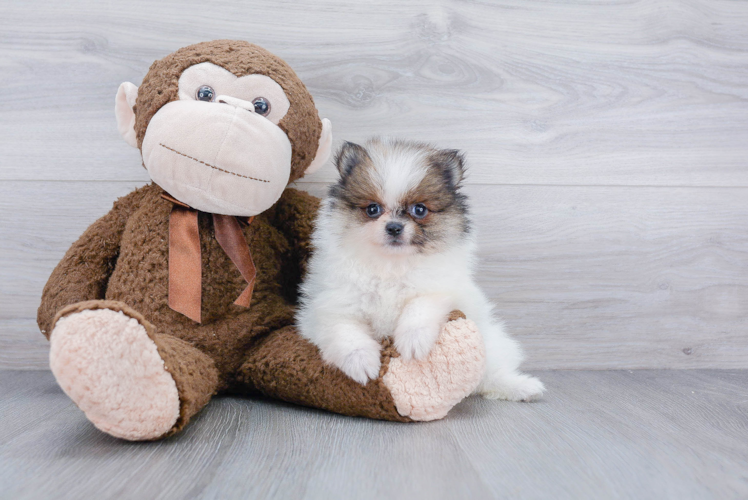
(330, 141, 380, 218)
(328, 139, 470, 255)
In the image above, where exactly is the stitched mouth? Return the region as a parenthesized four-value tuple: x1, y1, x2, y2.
(159, 143, 270, 183)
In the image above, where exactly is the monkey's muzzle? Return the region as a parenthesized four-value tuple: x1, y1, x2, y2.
(141, 100, 293, 217)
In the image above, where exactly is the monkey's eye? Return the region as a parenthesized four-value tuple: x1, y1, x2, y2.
(409, 203, 428, 219)
(196, 85, 215, 102)
(365, 203, 382, 218)
(252, 97, 271, 116)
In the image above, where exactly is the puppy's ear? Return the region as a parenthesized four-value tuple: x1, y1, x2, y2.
(335, 142, 369, 178)
(431, 149, 466, 187)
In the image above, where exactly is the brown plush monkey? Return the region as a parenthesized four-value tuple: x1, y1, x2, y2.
(37, 40, 486, 441)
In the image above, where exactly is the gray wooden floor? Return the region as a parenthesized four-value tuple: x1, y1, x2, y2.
(1, 369, 746, 500)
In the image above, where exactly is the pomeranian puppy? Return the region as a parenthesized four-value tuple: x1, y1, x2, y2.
(296, 138, 544, 401)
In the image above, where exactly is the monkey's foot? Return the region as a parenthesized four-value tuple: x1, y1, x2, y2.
(50, 307, 180, 440)
(382, 312, 485, 421)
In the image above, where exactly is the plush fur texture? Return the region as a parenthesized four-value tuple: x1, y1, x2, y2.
(297, 138, 545, 401)
(51, 308, 181, 440)
(134, 40, 322, 182)
(40, 185, 427, 435)
(383, 312, 486, 421)
(38, 43, 486, 440)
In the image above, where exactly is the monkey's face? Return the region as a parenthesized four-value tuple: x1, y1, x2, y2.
(115, 42, 332, 217)
(142, 62, 295, 216)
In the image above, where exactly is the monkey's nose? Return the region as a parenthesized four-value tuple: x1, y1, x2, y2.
(216, 95, 256, 113)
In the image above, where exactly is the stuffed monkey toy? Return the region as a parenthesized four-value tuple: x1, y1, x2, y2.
(37, 40, 486, 441)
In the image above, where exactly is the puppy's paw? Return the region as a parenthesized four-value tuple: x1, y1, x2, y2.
(338, 347, 381, 385)
(481, 373, 545, 402)
(393, 295, 453, 361)
(393, 323, 441, 361)
(320, 321, 382, 385)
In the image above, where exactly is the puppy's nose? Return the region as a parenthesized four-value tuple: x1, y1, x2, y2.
(386, 222, 404, 237)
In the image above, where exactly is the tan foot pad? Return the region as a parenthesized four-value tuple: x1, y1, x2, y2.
(383, 318, 486, 421)
(50, 309, 180, 440)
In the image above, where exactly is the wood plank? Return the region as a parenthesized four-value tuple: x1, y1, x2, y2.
(2, 181, 746, 370)
(0, 320, 49, 371)
(1, 370, 746, 499)
(448, 370, 748, 499)
(1, 0, 747, 186)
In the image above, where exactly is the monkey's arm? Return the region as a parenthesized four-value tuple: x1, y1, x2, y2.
(266, 187, 321, 303)
(37, 185, 153, 337)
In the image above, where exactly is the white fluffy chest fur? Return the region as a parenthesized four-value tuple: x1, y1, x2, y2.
(296, 200, 479, 341)
(346, 268, 416, 339)
(326, 253, 471, 339)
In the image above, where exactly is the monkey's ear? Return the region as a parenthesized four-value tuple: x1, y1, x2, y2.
(304, 118, 333, 175)
(115, 82, 139, 148)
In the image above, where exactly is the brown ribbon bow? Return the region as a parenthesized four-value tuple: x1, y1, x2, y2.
(163, 193, 256, 323)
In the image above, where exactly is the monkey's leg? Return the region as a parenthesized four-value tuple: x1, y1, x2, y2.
(237, 312, 485, 422)
(49, 300, 219, 440)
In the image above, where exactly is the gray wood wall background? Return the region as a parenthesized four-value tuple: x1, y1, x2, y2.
(1, 0, 746, 370)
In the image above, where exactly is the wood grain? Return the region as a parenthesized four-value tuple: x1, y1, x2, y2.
(1, 370, 746, 499)
(2, 181, 746, 370)
(0, 0, 747, 186)
(1, 0, 747, 370)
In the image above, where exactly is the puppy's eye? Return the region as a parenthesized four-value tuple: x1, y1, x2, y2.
(410, 203, 428, 219)
(365, 203, 382, 218)
(252, 97, 271, 116)
(196, 85, 215, 102)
